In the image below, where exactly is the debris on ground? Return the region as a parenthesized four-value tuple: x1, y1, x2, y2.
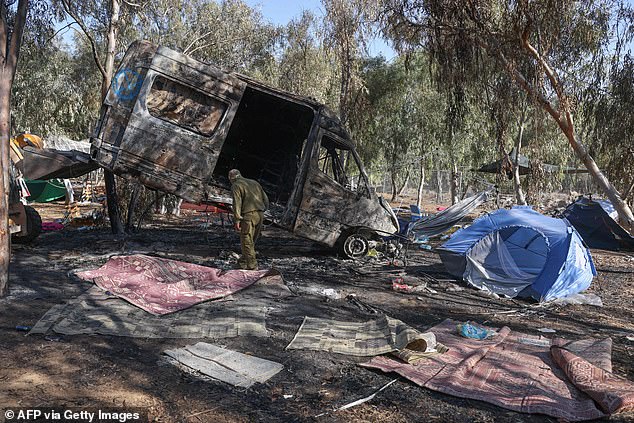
(164, 342, 284, 388)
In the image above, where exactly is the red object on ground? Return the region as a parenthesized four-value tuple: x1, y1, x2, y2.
(42, 221, 64, 231)
(76, 254, 278, 315)
(181, 202, 231, 213)
(436, 206, 447, 211)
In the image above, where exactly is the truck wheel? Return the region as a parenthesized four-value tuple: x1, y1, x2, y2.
(12, 205, 42, 244)
(339, 232, 370, 259)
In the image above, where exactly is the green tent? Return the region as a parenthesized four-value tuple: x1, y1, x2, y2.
(25, 179, 67, 203)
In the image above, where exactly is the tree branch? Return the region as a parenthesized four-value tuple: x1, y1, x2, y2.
(46, 22, 75, 44)
(520, 25, 567, 116)
(61, 0, 107, 81)
(183, 30, 214, 55)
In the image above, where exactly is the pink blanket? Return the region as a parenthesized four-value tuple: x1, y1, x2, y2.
(362, 319, 634, 421)
(76, 255, 278, 315)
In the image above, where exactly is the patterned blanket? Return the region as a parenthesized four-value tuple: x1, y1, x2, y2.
(362, 319, 634, 421)
(76, 254, 280, 315)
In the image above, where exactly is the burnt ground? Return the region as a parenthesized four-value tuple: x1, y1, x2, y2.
(1, 203, 634, 422)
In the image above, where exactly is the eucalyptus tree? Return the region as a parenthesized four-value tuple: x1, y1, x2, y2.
(274, 11, 339, 104)
(56, 0, 143, 234)
(134, 0, 279, 73)
(322, 0, 380, 125)
(0, 0, 50, 295)
(352, 55, 449, 202)
(13, 38, 100, 138)
(381, 0, 634, 231)
(585, 52, 634, 207)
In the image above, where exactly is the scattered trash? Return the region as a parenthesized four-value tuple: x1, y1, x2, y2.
(164, 342, 284, 388)
(626, 336, 634, 342)
(392, 281, 414, 293)
(457, 321, 496, 340)
(44, 335, 62, 342)
(537, 328, 557, 333)
(446, 284, 464, 292)
(552, 293, 603, 307)
(517, 337, 551, 347)
(283, 395, 293, 399)
(15, 325, 31, 332)
(321, 288, 341, 300)
(419, 244, 432, 251)
(315, 378, 398, 417)
(346, 294, 379, 314)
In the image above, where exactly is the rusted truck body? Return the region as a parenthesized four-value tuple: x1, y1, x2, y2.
(90, 41, 398, 256)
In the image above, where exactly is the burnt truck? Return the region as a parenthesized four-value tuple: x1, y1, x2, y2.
(90, 41, 399, 258)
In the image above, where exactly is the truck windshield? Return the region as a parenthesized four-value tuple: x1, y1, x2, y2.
(319, 135, 369, 197)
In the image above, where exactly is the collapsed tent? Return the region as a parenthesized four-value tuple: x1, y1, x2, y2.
(562, 197, 634, 251)
(477, 148, 588, 178)
(407, 189, 492, 239)
(437, 206, 596, 301)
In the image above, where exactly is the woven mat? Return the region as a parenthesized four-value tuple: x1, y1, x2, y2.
(75, 254, 280, 315)
(286, 316, 442, 360)
(361, 319, 633, 421)
(30, 276, 292, 338)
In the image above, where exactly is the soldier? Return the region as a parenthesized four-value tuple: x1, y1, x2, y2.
(228, 169, 269, 270)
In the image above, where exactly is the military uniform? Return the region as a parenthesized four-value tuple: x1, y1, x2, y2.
(230, 176, 269, 270)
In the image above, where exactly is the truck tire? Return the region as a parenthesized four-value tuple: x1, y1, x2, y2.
(338, 230, 370, 259)
(12, 205, 42, 244)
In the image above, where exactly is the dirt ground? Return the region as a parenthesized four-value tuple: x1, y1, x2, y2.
(1, 201, 634, 422)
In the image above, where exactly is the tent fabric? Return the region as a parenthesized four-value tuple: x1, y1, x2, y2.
(407, 189, 492, 239)
(562, 197, 634, 251)
(25, 179, 67, 203)
(477, 148, 588, 178)
(437, 207, 596, 301)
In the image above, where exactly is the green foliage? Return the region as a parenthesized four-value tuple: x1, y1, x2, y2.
(13, 38, 100, 138)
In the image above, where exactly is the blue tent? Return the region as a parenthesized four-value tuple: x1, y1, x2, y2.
(437, 206, 596, 302)
(562, 197, 634, 251)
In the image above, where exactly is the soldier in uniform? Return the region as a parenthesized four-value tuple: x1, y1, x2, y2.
(228, 169, 269, 270)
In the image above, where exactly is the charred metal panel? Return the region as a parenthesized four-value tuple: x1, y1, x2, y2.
(21, 148, 97, 180)
(92, 42, 246, 203)
(294, 165, 398, 247)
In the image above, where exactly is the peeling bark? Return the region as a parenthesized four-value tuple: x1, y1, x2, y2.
(513, 111, 527, 206)
(416, 162, 425, 209)
(450, 162, 459, 205)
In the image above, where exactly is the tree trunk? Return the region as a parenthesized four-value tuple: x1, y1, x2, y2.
(0, 0, 29, 297)
(125, 183, 142, 232)
(563, 125, 634, 232)
(390, 170, 398, 202)
(397, 169, 410, 196)
(450, 162, 459, 205)
(102, 0, 120, 98)
(0, 75, 11, 297)
(416, 161, 425, 209)
(102, 0, 124, 233)
(105, 171, 124, 235)
(513, 112, 527, 206)
(436, 170, 443, 203)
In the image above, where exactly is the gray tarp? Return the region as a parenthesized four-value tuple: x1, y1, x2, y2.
(407, 189, 492, 239)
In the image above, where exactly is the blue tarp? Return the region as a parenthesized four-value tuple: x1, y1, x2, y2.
(437, 206, 596, 302)
(562, 197, 634, 251)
